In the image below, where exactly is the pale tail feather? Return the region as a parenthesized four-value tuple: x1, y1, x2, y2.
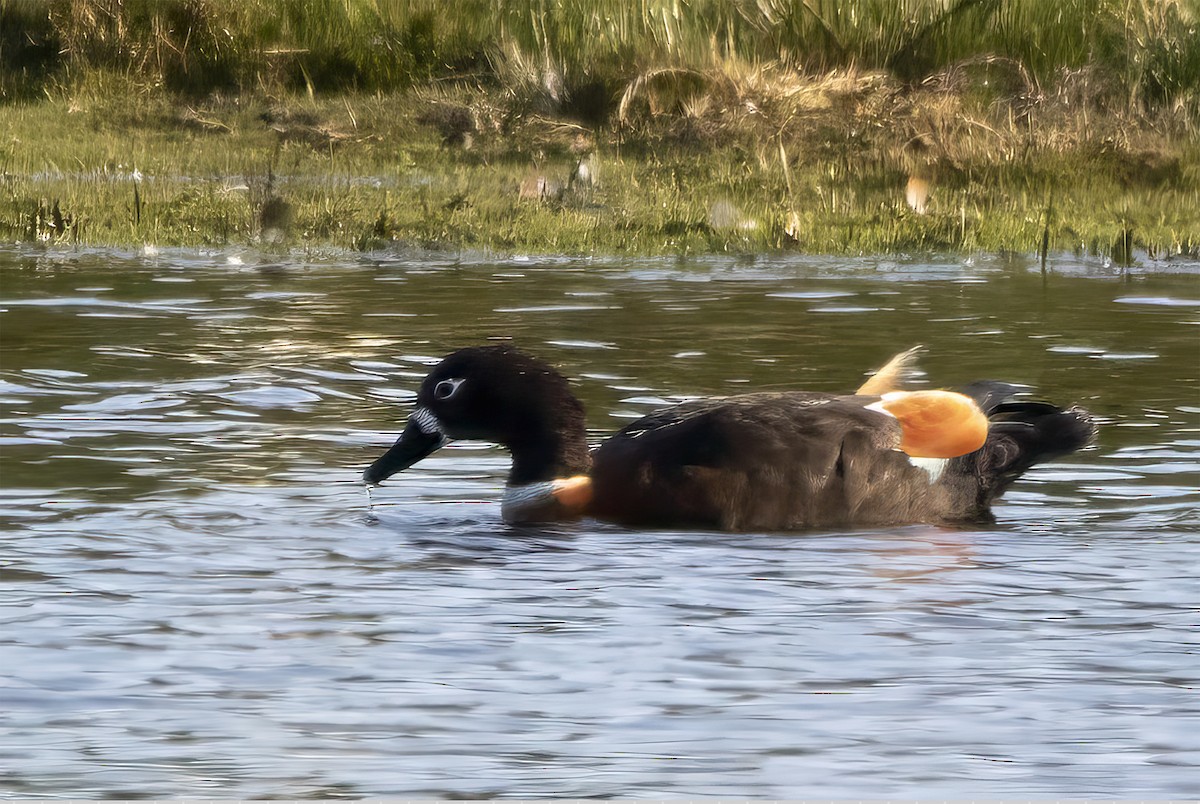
(857, 345, 925, 396)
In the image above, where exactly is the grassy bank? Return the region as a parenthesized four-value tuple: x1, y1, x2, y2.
(6, 0, 1198, 110)
(1, 0, 1198, 257)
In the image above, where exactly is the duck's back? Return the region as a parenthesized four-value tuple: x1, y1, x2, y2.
(589, 392, 945, 530)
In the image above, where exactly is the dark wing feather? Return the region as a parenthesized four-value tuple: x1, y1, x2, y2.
(590, 392, 937, 530)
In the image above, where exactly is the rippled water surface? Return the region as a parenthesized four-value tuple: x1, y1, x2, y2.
(1, 245, 1197, 797)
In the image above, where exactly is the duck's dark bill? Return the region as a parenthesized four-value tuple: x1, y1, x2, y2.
(362, 416, 448, 484)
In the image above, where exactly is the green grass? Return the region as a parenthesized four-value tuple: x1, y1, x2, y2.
(2, 90, 1196, 257)
(3, 0, 1198, 114)
(1, 0, 1196, 257)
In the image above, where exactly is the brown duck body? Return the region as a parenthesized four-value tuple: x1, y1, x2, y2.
(589, 390, 1090, 530)
(589, 392, 948, 529)
(363, 346, 1096, 531)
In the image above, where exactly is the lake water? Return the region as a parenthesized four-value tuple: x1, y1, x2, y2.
(1, 244, 1197, 798)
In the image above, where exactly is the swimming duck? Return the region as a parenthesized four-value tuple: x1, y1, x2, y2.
(363, 345, 1095, 531)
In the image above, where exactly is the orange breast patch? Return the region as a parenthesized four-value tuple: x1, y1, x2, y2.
(551, 475, 594, 516)
(875, 390, 988, 458)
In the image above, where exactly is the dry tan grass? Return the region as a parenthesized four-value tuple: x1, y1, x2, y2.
(612, 57, 1189, 185)
(620, 62, 882, 130)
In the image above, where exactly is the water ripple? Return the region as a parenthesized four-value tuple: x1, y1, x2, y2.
(0, 244, 1197, 798)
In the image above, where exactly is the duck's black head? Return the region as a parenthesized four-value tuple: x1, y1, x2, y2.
(363, 345, 591, 486)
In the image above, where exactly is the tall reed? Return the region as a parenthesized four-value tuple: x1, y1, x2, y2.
(1, 0, 1194, 119)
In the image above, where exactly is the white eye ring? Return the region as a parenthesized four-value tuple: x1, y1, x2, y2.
(433, 377, 465, 401)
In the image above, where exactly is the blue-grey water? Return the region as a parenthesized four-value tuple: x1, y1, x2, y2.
(1, 245, 1197, 798)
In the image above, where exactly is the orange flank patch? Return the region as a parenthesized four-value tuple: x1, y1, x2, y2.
(552, 475, 594, 516)
(878, 390, 988, 458)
